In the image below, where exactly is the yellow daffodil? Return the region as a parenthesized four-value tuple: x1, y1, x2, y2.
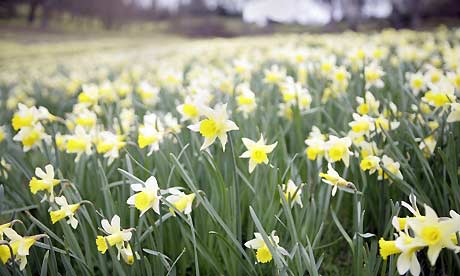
(349, 113, 375, 136)
(65, 126, 93, 161)
(177, 96, 201, 122)
(188, 103, 239, 151)
(96, 215, 133, 264)
(0, 228, 44, 270)
(13, 124, 49, 152)
(240, 134, 277, 173)
(165, 188, 195, 215)
(96, 131, 126, 164)
(138, 113, 165, 156)
(49, 196, 80, 229)
(0, 126, 6, 142)
(127, 176, 161, 216)
(78, 84, 99, 105)
(325, 135, 352, 167)
(356, 92, 380, 116)
(447, 103, 460, 123)
(304, 126, 326, 160)
(407, 204, 460, 265)
(378, 155, 403, 181)
(29, 164, 60, 202)
(244, 231, 288, 264)
(263, 65, 286, 85)
(281, 180, 303, 208)
(319, 163, 356, 196)
(360, 155, 380, 174)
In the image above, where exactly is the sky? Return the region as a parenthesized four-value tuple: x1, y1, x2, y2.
(133, 0, 393, 25)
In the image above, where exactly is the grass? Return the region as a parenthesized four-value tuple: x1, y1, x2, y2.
(0, 25, 460, 275)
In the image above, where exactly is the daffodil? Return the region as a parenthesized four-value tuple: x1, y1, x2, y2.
(407, 204, 460, 265)
(0, 228, 44, 270)
(137, 81, 159, 104)
(364, 61, 385, 89)
(240, 134, 277, 173)
(324, 135, 352, 167)
(349, 113, 375, 136)
(244, 231, 288, 264)
(378, 155, 403, 181)
(0, 125, 6, 142)
(360, 155, 380, 174)
(29, 164, 60, 202)
(236, 83, 257, 116)
(127, 176, 161, 216)
(447, 103, 460, 123)
(263, 65, 286, 85)
(49, 196, 80, 229)
(422, 81, 456, 108)
(319, 163, 356, 196)
(304, 126, 326, 160)
(96, 131, 126, 164)
(281, 180, 303, 208)
(65, 126, 93, 161)
(394, 232, 425, 276)
(0, 221, 14, 240)
(75, 108, 97, 128)
(177, 96, 201, 122)
(418, 135, 436, 157)
(13, 123, 49, 152)
(78, 84, 99, 105)
(374, 115, 400, 133)
(96, 215, 133, 262)
(165, 188, 195, 215)
(407, 72, 426, 95)
(188, 103, 239, 151)
(138, 113, 165, 156)
(11, 104, 53, 131)
(356, 91, 380, 116)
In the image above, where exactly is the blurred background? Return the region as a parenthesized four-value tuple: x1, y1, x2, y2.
(0, 0, 459, 37)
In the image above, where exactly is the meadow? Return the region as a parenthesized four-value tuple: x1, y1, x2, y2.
(1, 27, 460, 275)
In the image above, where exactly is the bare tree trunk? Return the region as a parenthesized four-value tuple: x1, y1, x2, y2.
(28, 0, 40, 24)
(41, 0, 52, 29)
(409, 0, 421, 28)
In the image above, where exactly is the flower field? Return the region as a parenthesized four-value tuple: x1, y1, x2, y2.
(1, 28, 460, 275)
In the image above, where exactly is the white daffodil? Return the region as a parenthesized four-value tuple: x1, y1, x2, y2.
(127, 176, 161, 216)
(96, 215, 133, 261)
(49, 196, 80, 229)
(165, 188, 196, 215)
(29, 164, 60, 202)
(244, 231, 288, 264)
(240, 134, 277, 173)
(319, 163, 356, 196)
(188, 103, 239, 151)
(281, 180, 303, 208)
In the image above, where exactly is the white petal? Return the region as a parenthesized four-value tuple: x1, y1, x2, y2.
(225, 120, 239, 131)
(145, 176, 159, 190)
(44, 164, 55, 178)
(218, 133, 228, 151)
(111, 215, 121, 231)
(242, 138, 256, 149)
(248, 159, 257, 173)
(130, 184, 144, 192)
(127, 194, 136, 205)
(244, 238, 264, 249)
(397, 253, 411, 275)
(240, 151, 251, 158)
(200, 136, 216, 151)
(188, 123, 201, 132)
(427, 245, 442, 266)
(101, 219, 112, 233)
(35, 167, 47, 179)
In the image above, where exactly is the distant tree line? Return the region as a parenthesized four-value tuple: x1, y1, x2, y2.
(0, 0, 459, 29)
